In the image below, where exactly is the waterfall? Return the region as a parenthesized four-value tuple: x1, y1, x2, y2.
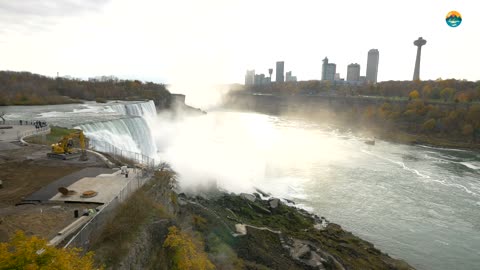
(106, 100, 157, 118)
(76, 117, 157, 158)
(76, 100, 159, 161)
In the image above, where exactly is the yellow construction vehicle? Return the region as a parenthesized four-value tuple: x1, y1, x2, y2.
(47, 130, 88, 160)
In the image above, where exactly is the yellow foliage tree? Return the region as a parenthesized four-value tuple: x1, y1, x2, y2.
(409, 90, 420, 100)
(422, 119, 436, 132)
(0, 231, 101, 270)
(163, 226, 215, 270)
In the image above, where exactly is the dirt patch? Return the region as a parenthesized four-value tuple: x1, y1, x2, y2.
(0, 143, 108, 243)
(0, 203, 99, 243)
(0, 144, 106, 206)
(0, 160, 84, 205)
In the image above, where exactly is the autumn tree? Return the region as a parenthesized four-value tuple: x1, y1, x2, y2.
(163, 226, 215, 270)
(426, 105, 444, 119)
(409, 90, 420, 100)
(0, 231, 101, 270)
(440, 87, 456, 102)
(421, 85, 432, 100)
(422, 119, 436, 133)
(456, 91, 471, 103)
(466, 105, 480, 128)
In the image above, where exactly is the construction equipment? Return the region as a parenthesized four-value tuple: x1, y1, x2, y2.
(47, 130, 88, 160)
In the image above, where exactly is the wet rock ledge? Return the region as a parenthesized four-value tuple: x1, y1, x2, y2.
(177, 191, 414, 270)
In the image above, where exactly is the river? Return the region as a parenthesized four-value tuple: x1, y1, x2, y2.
(156, 110, 480, 270)
(3, 102, 479, 269)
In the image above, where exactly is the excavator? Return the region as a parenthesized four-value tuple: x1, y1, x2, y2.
(47, 130, 88, 160)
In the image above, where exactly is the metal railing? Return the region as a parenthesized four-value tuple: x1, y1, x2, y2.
(0, 119, 50, 143)
(60, 138, 157, 250)
(0, 119, 46, 126)
(17, 126, 51, 142)
(64, 168, 152, 250)
(87, 139, 156, 170)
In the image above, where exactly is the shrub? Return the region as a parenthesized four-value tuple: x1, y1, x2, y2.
(95, 98, 108, 103)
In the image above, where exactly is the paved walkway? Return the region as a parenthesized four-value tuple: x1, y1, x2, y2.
(0, 125, 36, 142)
(49, 171, 130, 204)
(0, 124, 36, 151)
(0, 142, 21, 151)
(23, 167, 114, 203)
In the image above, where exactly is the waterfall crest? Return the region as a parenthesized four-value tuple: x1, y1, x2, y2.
(106, 100, 157, 118)
(76, 100, 158, 160)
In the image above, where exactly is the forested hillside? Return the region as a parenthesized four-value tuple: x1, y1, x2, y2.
(0, 71, 171, 107)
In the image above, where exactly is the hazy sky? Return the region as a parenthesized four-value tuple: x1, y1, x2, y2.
(1, 0, 479, 86)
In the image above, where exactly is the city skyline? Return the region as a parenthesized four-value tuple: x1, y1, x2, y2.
(246, 49, 375, 85)
(0, 0, 479, 90)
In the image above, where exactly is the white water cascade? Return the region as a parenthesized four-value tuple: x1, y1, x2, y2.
(106, 100, 157, 118)
(75, 100, 158, 161)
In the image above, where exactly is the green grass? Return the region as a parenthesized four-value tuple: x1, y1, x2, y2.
(26, 126, 81, 145)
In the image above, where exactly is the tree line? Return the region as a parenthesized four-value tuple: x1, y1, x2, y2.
(237, 79, 480, 144)
(244, 79, 480, 103)
(0, 71, 171, 107)
(345, 101, 480, 143)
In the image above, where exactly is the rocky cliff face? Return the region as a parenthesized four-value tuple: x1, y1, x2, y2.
(91, 170, 178, 270)
(113, 219, 171, 270)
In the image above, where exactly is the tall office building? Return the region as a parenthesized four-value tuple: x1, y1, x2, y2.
(322, 57, 336, 81)
(276, 61, 285, 83)
(254, 74, 265, 85)
(286, 71, 297, 82)
(347, 63, 361, 82)
(366, 49, 379, 83)
(245, 70, 255, 86)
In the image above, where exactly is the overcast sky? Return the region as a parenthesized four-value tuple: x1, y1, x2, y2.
(1, 0, 479, 86)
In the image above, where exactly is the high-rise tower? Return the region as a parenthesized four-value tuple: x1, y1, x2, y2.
(322, 57, 336, 81)
(366, 49, 379, 83)
(245, 70, 255, 86)
(413, 37, 427, 81)
(276, 61, 284, 82)
(347, 63, 361, 82)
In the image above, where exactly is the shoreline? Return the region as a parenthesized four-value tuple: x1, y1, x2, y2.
(365, 126, 480, 151)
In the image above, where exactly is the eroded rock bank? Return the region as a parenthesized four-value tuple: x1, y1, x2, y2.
(92, 171, 414, 270)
